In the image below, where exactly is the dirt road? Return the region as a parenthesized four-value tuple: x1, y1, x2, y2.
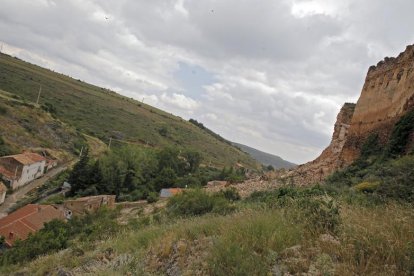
(0, 165, 69, 218)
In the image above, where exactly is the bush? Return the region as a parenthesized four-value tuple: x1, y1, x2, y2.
(375, 155, 414, 202)
(353, 181, 380, 193)
(387, 110, 414, 157)
(297, 195, 341, 235)
(167, 189, 235, 217)
(147, 192, 159, 203)
(221, 187, 241, 201)
(246, 185, 333, 208)
(0, 136, 13, 156)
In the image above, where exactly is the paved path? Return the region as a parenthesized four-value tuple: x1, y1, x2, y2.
(0, 165, 69, 218)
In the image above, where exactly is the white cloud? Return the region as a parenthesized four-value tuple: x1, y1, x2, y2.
(0, 0, 413, 163)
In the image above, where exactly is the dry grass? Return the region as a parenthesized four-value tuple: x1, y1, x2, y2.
(2, 201, 413, 275)
(335, 203, 414, 275)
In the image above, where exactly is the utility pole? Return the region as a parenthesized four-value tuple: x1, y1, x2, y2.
(36, 85, 42, 105)
(79, 146, 83, 158)
(108, 137, 112, 149)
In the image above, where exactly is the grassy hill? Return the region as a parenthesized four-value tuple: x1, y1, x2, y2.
(233, 142, 296, 169)
(0, 89, 84, 160)
(0, 53, 259, 169)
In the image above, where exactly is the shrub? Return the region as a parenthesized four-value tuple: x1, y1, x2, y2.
(208, 210, 303, 276)
(353, 181, 380, 193)
(387, 110, 414, 157)
(147, 192, 159, 203)
(246, 185, 333, 208)
(0, 136, 13, 156)
(297, 195, 341, 235)
(360, 133, 382, 158)
(176, 175, 201, 188)
(167, 189, 234, 217)
(375, 155, 414, 202)
(158, 126, 168, 137)
(221, 187, 241, 201)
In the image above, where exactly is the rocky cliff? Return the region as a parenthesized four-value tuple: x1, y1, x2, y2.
(287, 44, 414, 185)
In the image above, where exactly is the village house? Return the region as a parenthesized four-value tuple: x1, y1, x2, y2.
(0, 152, 47, 190)
(63, 195, 116, 219)
(160, 188, 183, 198)
(0, 181, 6, 205)
(0, 204, 64, 247)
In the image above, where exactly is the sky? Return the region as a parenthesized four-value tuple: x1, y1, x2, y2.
(1, 0, 414, 164)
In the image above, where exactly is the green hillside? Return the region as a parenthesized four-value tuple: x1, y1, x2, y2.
(0, 89, 83, 160)
(0, 53, 259, 169)
(233, 142, 296, 169)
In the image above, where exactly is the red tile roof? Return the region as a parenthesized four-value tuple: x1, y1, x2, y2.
(0, 204, 64, 247)
(1, 153, 46, 165)
(169, 188, 182, 195)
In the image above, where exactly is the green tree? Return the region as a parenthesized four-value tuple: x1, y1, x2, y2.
(157, 147, 181, 172)
(183, 150, 202, 173)
(154, 167, 177, 191)
(68, 148, 90, 196)
(89, 160, 104, 193)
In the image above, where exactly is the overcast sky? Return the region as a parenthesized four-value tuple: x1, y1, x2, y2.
(1, 0, 413, 164)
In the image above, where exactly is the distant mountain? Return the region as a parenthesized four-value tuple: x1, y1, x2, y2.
(232, 142, 296, 169)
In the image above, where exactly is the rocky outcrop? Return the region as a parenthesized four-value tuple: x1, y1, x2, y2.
(286, 103, 355, 185)
(341, 44, 414, 164)
(287, 44, 414, 185)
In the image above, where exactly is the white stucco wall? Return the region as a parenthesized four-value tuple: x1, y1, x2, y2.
(13, 160, 46, 189)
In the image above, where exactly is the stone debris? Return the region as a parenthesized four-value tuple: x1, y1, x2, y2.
(204, 176, 281, 198)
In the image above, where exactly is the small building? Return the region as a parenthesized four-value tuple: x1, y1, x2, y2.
(63, 195, 116, 219)
(0, 152, 47, 190)
(160, 188, 183, 198)
(0, 204, 64, 247)
(0, 181, 6, 205)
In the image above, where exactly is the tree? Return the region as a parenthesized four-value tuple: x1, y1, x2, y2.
(157, 147, 180, 171)
(183, 150, 202, 173)
(153, 167, 177, 191)
(68, 148, 90, 196)
(89, 160, 104, 193)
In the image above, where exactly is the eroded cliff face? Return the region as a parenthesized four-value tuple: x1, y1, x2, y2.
(286, 44, 414, 185)
(287, 103, 355, 185)
(341, 44, 414, 164)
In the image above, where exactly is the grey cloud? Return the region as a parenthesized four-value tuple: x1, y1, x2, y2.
(1, 0, 414, 163)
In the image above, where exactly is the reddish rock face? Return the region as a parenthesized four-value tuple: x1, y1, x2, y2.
(287, 44, 414, 185)
(287, 103, 355, 185)
(341, 45, 414, 165)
